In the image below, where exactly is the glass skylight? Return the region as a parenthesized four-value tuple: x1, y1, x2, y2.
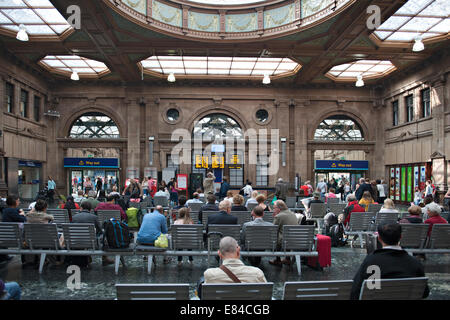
(0, 0, 71, 37)
(39, 55, 110, 78)
(373, 0, 450, 42)
(185, 0, 266, 5)
(326, 60, 396, 80)
(140, 56, 301, 78)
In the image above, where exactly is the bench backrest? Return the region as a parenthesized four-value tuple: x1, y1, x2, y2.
(246, 203, 258, 212)
(202, 211, 221, 226)
(24, 223, 59, 250)
(0, 223, 22, 249)
(368, 204, 383, 213)
(128, 202, 140, 209)
(375, 212, 398, 227)
(283, 280, 353, 300)
(328, 203, 346, 215)
(208, 224, 241, 249)
(326, 198, 340, 205)
(286, 197, 297, 208)
(399, 223, 429, 248)
(171, 224, 203, 250)
(116, 284, 190, 300)
(282, 225, 315, 251)
(359, 277, 428, 300)
(153, 196, 168, 207)
(97, 210, 121, 224)
(348, 212, 372, 232)
(310, 203, 327, 219)
(202, 283, 274, 300)
(429, 224, 450, 249)
(62, 223, 97, 250)
(244, 225, 278, 251)
(262, 212, 274, 224)
(231, 211, 252, 225)
(47, 209, 70, 225)
(187, 202, 203, 212)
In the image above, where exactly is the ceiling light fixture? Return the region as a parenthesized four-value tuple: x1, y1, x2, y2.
(262, 74, 271, 85)
(16, 24, 29, 42)
(412, 35, 424, 52)
(71, 71, 79, 81)
(167, 72, 176, 83)
(355, 74, 364, 87)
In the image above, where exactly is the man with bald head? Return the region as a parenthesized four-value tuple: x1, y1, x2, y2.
(204, 236, 267, 283)
(207, 199, 238, 228)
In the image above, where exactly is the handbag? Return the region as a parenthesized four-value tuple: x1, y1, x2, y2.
(154, 233, 168, 248)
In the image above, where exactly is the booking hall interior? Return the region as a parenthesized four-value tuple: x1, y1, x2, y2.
(0, 0, 448, 204)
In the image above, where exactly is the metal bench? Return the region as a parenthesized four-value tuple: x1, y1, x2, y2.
(328, 203, 346, 215)
(283, 280, 353, 300)
(359, 277, 428, 300)
(231, 211, 252, 225)
(406, 224, 450, 254)
(345, 212, 374, 248)
(309, 203, 327, 233)
(399, 224, 429, 249)
(116, 283, 190, 300)
(207, 224, 241, 251)
(246, 203, 258, 212)
(243, 225, 278, 253)
(0, 223, 23, 252)
(97, 210, 121, 224)
(153, 196, 169, 208)
(128, 202, 141, 209)
(374, 212, 398, 230)
(282, 225, 317, 275)
(187, 202, 203, 212)
(202, 283, 274, 300)
(47, 209, 70, 226)
(262, 212, 274, 224)
(24, 223, 60, 273)
(326, 198, 340, 206)
(368, 204, 383, 213)
(286, 197, 297, 210)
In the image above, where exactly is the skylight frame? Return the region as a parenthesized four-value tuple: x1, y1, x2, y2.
(0, 0, 73, 39)
(39, 55, 111, 79)
(325, 60, 397, 82)
(139, 56, 301, 80)
(372, 0, 450, 43)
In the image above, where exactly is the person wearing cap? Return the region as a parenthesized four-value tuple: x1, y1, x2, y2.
(424, 202, 448, 236)
(302, 191, 324, 218)
(0, 279, 21, 300)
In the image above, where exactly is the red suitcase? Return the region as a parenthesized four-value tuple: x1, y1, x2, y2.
(307, 234, 331, 269)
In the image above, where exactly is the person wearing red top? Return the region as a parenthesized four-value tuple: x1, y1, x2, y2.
(95, 195, 127, 221)
(342, 194, 365, 227)
(300, 182, 312, 197)
(424, 202, 448, 236)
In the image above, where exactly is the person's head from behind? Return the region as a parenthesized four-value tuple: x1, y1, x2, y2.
(77, 190, 84, 196)
(313, 192, 320, 200)
(251, 191, 258, 199)
(218, 236, 240, 260)
(329, 188, 335, 194)
(247, 181, 252, 186)
(408, 205, 422, 216)
(273, 200, 288, 214)
(256, 194, 266, 204)
(155, 205, 164, 214)
(376, 179, 381, 184)
(6, 195, 19, 208)
(347, 194, 356, 202)
(377, 223, 402, 247)
(362, 191, 373, 201)
(426, 202, 442, 217)
(278, 178, 283, 183)
(34, 199, 48, 212)
(383, 198, 395, 209)
(112, 186, 118, 192)
(226, 190, 233, 198)
(88, 190, 97, 198)
(196, 188, 203, 194)
(178, 195, 187, 206)
(193, 192, 199, 199)
(252, 206, 264, 219)
(159, 186, 165, 192)
(233, 194, 244, 206)
(81, 201, 92, 212)
(219, 199, 232, 213)
(178, 207, 191, 223)
(207, 194, 216, 204)
(359, 178, 365, 184)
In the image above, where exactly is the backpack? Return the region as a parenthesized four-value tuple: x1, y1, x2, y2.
(103, 219, 131, 249)
(126, 207, 141, 228)
(330, 223, 346, 247)
(239, 188, 244, 196)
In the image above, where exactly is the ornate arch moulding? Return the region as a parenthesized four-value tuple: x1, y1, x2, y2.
(106, 0, 355, 42)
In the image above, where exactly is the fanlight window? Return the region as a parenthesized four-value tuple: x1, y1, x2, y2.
(69, 112, 120, 139)
(314, 115, 364, 141)
(193, 113, 243, 140)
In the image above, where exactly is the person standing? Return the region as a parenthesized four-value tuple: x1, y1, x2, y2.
(203, 172, 216, 195)
(316, 179, 328, 199)
(47, 176, 56, 206)
(96, 177, 103, 193)
(376, 179, 386, 204)
(219, 177, 230, 201)
(275, 178, 288, 202)
(141, 177, 149, 197)
(84, 177, 93, 194)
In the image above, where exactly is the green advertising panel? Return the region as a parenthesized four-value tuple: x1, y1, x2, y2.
(401, 167, 406, 201)
(407, 166, 412, 202)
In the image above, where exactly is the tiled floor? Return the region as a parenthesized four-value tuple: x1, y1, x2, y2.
(1, 247, 449, 300)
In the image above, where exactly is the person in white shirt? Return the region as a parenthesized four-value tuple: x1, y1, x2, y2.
(376, 179, 386, 204)
(186, 192, 203, 205)
(154, 186, 170, 200)
(73, 189, 85, 204)
(378, 198, 399, 213)
(316, 180, 327, 197)
(242, 182, 253, 197)
(108, 186, 120, 197)
(245, 191, 258, 207)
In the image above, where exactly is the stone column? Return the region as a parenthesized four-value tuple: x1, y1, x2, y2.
(0, 76, 6, 195)
(126, 98, 141, 180)
(293, 99, 310, 185)
(274, 99, 290, 182)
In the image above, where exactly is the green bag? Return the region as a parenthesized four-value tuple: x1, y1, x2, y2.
(155, 233, 168, 248)
(126, 207, 140, 228)
(271, 196, 277, 205)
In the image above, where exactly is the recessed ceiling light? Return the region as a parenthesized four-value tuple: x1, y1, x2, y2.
(167, 72, 176, 83)
(262, 74, 271, 85)
(16, 24, 29, 42)
(71, 71, 79, 81)
(355, 74, 364, 87)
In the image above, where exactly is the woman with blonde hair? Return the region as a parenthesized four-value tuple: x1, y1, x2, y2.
(174, 207, 193, 265)
(358, 191, 374, 212)
(379, 198, 399, 213)
(231, 194, 247, 211)
(225, 190, 234, 203)
(245, 190, 259, 207)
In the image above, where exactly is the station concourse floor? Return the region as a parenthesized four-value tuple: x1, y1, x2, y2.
(1, 247, 449, 300)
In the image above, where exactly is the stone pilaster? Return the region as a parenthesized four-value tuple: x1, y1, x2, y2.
(126, 98, 141, 179)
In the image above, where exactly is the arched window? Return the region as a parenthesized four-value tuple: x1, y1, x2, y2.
(314, 115, 364, 141)
(193, 113, 243, 140)
(69, 112, 120, 139)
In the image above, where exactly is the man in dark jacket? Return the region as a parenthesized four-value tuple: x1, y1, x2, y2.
(2, 195, 26, 223)
(218, 178, 230, 201)
(275, 178, 288, 202)
(207, 199, 238, 231)
(350, 223, 429, 300)
(199, 194, 219, 224)
(355, 178, 372, 201)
